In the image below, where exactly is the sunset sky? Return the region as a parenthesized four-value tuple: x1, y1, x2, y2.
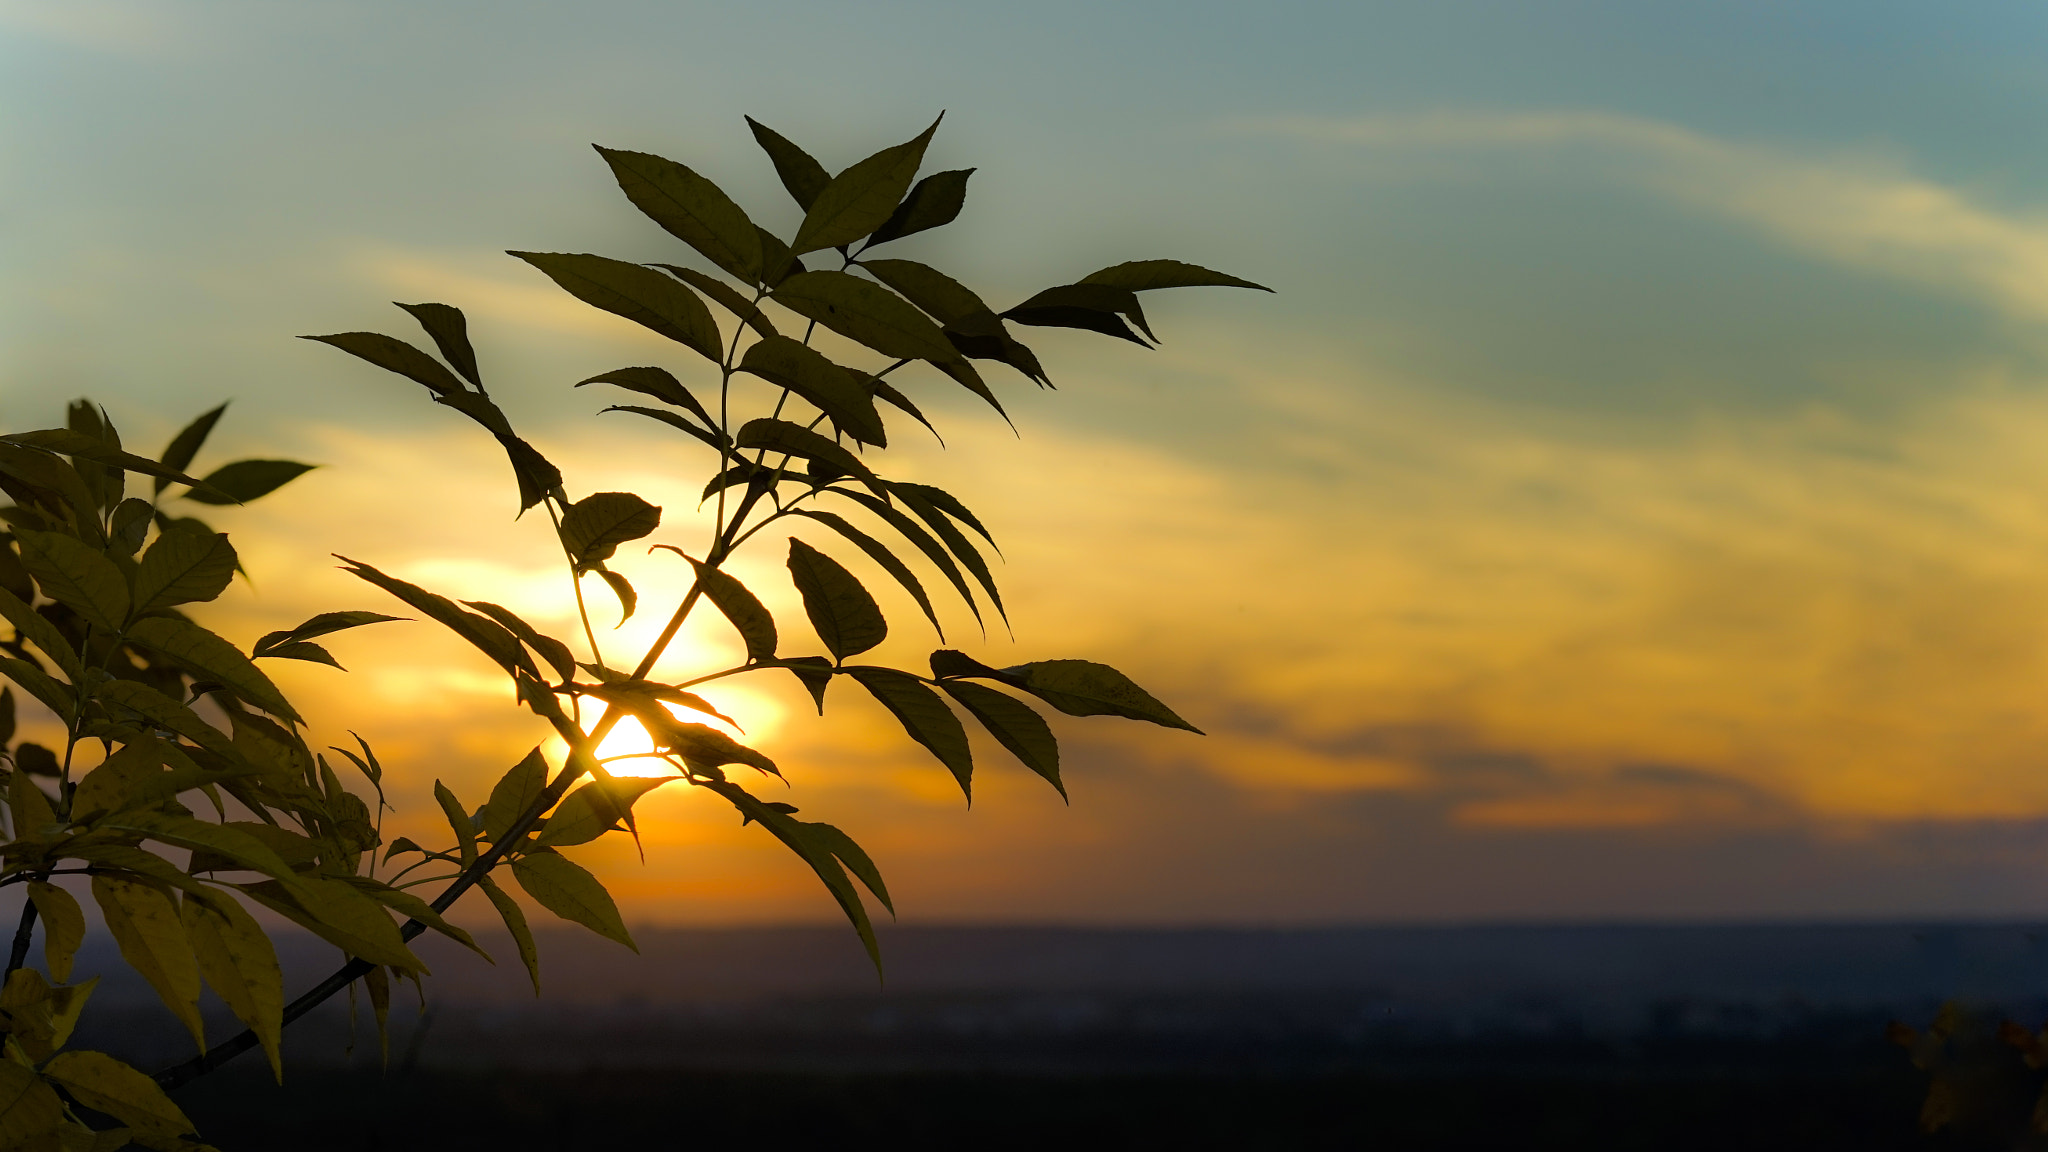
(10, 1, 2048, 927)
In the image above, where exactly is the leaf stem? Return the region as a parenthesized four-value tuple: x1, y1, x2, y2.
(3, 897, 35, 978)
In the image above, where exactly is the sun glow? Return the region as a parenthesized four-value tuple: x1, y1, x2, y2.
(544, 686, 787, 780)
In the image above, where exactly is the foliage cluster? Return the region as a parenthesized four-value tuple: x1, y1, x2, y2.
(0, 115, 1263, 1148)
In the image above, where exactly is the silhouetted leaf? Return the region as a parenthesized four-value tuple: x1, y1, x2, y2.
(576, 366, 720, 432)
(890, 481, 996, 552)
(653, 264, 780, 339)
(14, 529, 127, 631)
(254, 641, 341, 668)
(939, 679, 1062, 798)
(1005, 659, 1201, 732)
(656, 549, 777, 661)
(739, 336, 889, 446)
(702, 779, 880, 973)
(395, 301, 483, 386)
(109, 496, 152, 555)
(850, 668, 972, 799)
(480, 747, 549, 844)
(593, 564, 637, 624)
(479, 875, 541, 996)
(858, 258, 996, 327)
(462, 602, 577, 682)
(790, 509, 942, 639)
(1079, 259, 1272, 293)
(578, 679, 740, 730)
(870, 380, 940, 441)
(605, 405, 724, 452)
(734, 418, 883, 495)
(511, 849, 636, 951)
(595, 146, 763, 284)
(510, 251, 723, 363)
(893, 485, 1004, 622)
(787, 538, 886, 660)
(252, 610, 405, 658)
(128, 615, 301, 722)
(559, 492, 662, 570)
(772, 271, 959, 362)
(302, 332, 469, 396)
(774, 655, 834, 714)
(798, 821, 893, 912)
(0, 586, 83, 682)
(1004, 284, 1151, 345)
(757, 227, 805, 287)
(867, 168, 974, 247)
(791, 115, 940, 254)
(182, 459, 316, 506)
(536, 777, 677, 848)
(155, 403, 227, 496)
(745, 116, 831, 211)
(0, 660, 71, 724)
(338, 556, 534, 679)
(830, 488, 981, 624)
(131, 524, 236, 615)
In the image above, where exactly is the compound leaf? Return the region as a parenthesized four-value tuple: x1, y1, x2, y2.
(511, 850, 636, 951)
(787, 539, 886, 660)
(745, 116, 831, 211)
(850, 668, 972, 799)
(131, 524, 236, 615)
(771, 270, 958, 363)
(511, 251, 724, 364)
(867, 168, 974, 247)
(91, 875, 204, 1049)
(939, 679, 1062, 798)
(791, 115, 939, 254)
(14, 529, 127, 632)
(595, 146, 763, 284)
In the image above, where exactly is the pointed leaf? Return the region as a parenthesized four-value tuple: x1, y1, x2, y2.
(657, 549, 776, 660)
(849, 668, 972, 798)
(577, 366, 720, 432)
(790, 510, 941, 639)
(559, 492, 662, 570)
(939, 680, 1062, 797)
(738, 337, 888, 446)
(91, 875, 204, 1048)
(42, 1051, 196, 1146)
(154, 403, 228, 496)
(889, 481, 996, 551)
(238, 876, 428, 973)
(0, 1062, 65, 1146)
(771, 270, 959, 362)
(511, 251, 724, 363)
(182, 459, 317, 505)
(792, 116, 940, 254)
(830, 489, 981, 624)
(0, 586, 83, 683)
(653, 264, 779, 339)
(1079, 259, 1273, 293)
(131, 524, 236, 615)
(511, 850, 636, 951)
(338, 556, 534, 679)
(480, 747, 549, 844)
(1005, 659, 1202, 732)
(434, 780, 478, 867)
(745, 116, 832, 211)
(1004, 284, 1150, 345)
(859, 258, 996, 327)
(866, 168, 974, 247)
(343, 876, 490, 961)
(478, 874, 541, 996)
(734, 418, 882, 495)
(536, 777, 677, 848)
(787, 538, 886, 660)
(251, 609, 406, 657)
(25, 882, 83, 983)
(14, 529, 127, 631)
(594, 564, 637, 623)
(181, 889, 284, 1081)
(127, 615, 302, 722)
(395, 301, 483, 386)
(302, 331, 468, 396)
(871, 380, 941, 441)
(595, 146, 763, 283)
(703, 779, 880, 973)
(461, 602, 576, 682)
(893, 485, 1004, 621)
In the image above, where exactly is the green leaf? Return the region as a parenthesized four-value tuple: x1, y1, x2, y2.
(301, 331, 469, 396)
(238, 876, 429, 974)
(182, 459, 317, 505)
(595, 146, 763, 284)
(738, 336, 889, 447)
(0, 441, 101, 528)
(92, 680, 236, 762)
(939, 679, 1062, 798)
(787, 538, 886, 660)
(461, 602, 577, 682)
(792, 115, 940, 254)
(1079, 259, 1273, 293)
(894, 486, 1005, 623)
(536, 776, 677, 848)
(632, 709, 778, 777)
(395, 301, 483, 386)
(155, 403, 227, 496)
(559, 492, 662, 571)
(251, 640, 340, 668)
(0, 586, 83, 682)
(930, 356, 1011, 418)
(251, 609, 406, 658)
(771, 270, 959, 362)
(577, 366, 721, 433)
(434, 780, 478, 868)
(25, 882, 84, 983)
(745, 116, 832, 211)
(91, 874, 205, 1049)
(109, 497, 153, 555)
(425, 391, 565, 512)
(577, 679, 740, 730)
(478, 874, 541, 996)
(14, 529, 128, 631)
(342, 876, 490, 961)
(830, 489, 981, 624)
(480, 747, 550, 844)
(1005, 659, 1202, 732)
(2, 429, 222, 499)
(42, 1050, 197, 1147)
(656, 549, 776, 661)
(790, 509, 942, 639)
(128, 615, 302, 722)
(757, 227, 805, 287)
(849, 668, 972, 799)
(871, 380, 941, 442)
(338, 556, 535, 680)
(131, 524, 236, 616)
(511, 849, 636, 951)
(702, 779, 880, 974)
(180, 888, 284, 1081)
(867, 168, 974, 247)
(734, 418, 882, 495)
(652, 264, 780, 340)
(510, 251, 724, 364)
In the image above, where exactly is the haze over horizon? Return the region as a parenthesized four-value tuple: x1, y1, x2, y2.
(10, 1, 2048, 927)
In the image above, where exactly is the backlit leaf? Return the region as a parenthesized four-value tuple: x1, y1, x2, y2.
(799, 820, 893, 913)
(302, 331, 468, 396)
(858, 258, 995, 327)
(830, 489, 981, 624)
(536, 776, 677, 848)
(238, 876, 428, 974)
(850, 668, 972, 799)
(511, 849, 636, 951)
(939, 679, 1062, 797)
(792, 116, 940, 254)
(596, 145, 763, 282)
(128, 615, 302, 722)
(343, 876, 490, 961)
(790, 509, 942, 639)
(776, 655, 834, 714)
(702, 779, 879, 973)
(889, 481, 997, 551)
(788, 538, 886, 660)
(131, 523, 236, 615)
(511, 251, 724, 364)
(605, 405, 725, 452)
(738, 336, 889, 446)
(871, 380, 941, 442)
(396, 301, 483, 386)
(339, 557, 534, 679)
(14, 529, 128, 631)
(1003, 283, 1150, 345)
(0, 658, 72, 718)
(0, 586, 83, 682)
(0, 1061, 65, 1146)
(182, 458, 317, 505)
(154, 403, 227, 496)
(745, 116, 832, 211)
(25, 882, 83, 983)
(658, 549, 776, 660)
(577, 366, 720, 432)
(1078, 259, 1273, 293)
(462, 602, 577, 682)
(43, 1051, 197, 1147)
(435, 780, 478, 868)
(559, 492, 662, 570)
(867, 168, 974, 247)
(734, 418, 882, 495)
(478, 875, 541, 996)
(180, 888, 284, 1081)
(771, 270, 959, 362)
(893, 486, 1004, 622)
(653, 264, 779, 339)
(593, 564, 637, 624)
(253, 640, 342, 668)
(10, 771, 57, 839)
(1005, 659, 1202, 732)
(481, 748, 550, 844)
(91, 874, 204, 1049)
(252, 609, 405, 657)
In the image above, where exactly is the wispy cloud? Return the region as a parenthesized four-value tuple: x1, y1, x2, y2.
(1240, 110, 2048, 325)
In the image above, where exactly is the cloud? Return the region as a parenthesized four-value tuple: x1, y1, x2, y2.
(1239, 110, 2048, 326)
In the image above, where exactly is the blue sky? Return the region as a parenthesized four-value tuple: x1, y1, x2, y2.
(10, 0, 2048, 924)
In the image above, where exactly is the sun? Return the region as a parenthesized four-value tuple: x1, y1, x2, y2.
(546, 687, 786, 779)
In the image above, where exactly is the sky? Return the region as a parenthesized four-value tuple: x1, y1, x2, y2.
(10, 0, 2048, 927)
